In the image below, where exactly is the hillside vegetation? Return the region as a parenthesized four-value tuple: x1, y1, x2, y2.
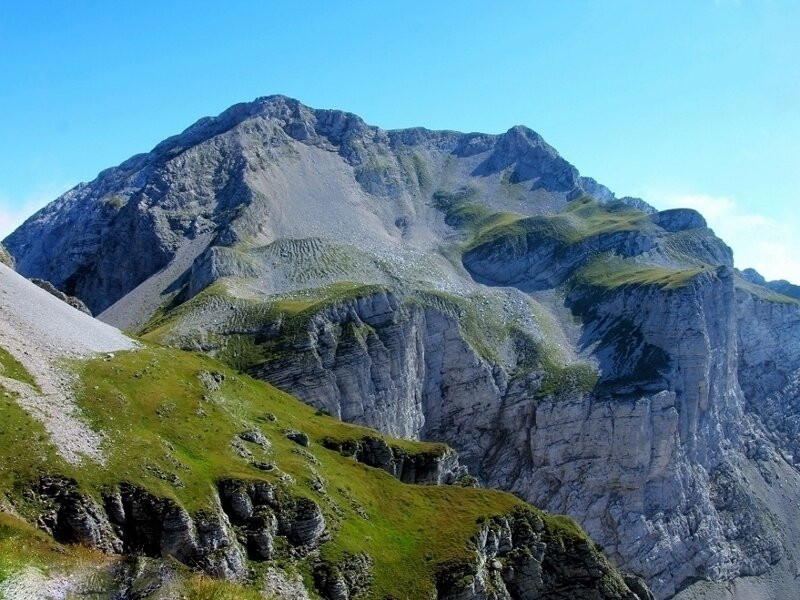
(0, 343, 637, 599)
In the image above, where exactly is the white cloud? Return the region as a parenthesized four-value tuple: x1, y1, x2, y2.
(646, 190, 800, 283)
(0, 183, 74, 241)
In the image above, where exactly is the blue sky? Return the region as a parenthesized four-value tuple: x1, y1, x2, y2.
(1, 1, 798, 280)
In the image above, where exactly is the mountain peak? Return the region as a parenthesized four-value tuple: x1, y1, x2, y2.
(504, 123, 546, 140)
(3, 96, 648, 316)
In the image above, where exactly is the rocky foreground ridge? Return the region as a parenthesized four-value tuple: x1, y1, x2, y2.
(5, 95, 800, 599)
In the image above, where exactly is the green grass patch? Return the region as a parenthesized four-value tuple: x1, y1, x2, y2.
(734, 274, 800, 305)
(0, 384, 66, 506)
(0, 344, 599, 598)
(536, 362, 599, 399)
(576, 256, 708, 290)
(432, 187, 525, 244)
(0, 511, 105, 586)
(433, 194, 652, 268)
(180, 574, 270, 600)
(72, 347, 594, 597)
(0, 346, 38, 390)
(467, 196, 650, 252)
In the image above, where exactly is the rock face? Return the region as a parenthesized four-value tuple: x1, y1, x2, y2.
(217, 478, 327, 554)
(29, 474, 335, 581)
(32, 476, 247, 579)
(736, 289, 800, 467)
(246, 270, 789, 597)
(435, 509, 648, 600)
(29, 278, 92, 315)
(6, 95, 800, 599)
(314, 553, 374, 600)
(254, 290, 503, 442)
(740, 267, 800, 301)
(322, 434, 469, 485)
(33, 476, 122, 554)
(25, 473, 647, 600)
(3, 95, 651, 319)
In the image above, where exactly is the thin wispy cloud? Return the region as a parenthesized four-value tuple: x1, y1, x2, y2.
(646, 190, 800, 283)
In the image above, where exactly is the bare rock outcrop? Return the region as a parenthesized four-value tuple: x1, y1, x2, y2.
(435, 509, 646, 600)
(322, 434, 468, 485)
(29, 278, 92, 315)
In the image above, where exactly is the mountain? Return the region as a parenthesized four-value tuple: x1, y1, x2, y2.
(6, 95, 800, 599)
(0, 261, 649, 599)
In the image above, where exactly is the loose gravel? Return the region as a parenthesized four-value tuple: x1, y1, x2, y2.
(0, 264, 137, 465)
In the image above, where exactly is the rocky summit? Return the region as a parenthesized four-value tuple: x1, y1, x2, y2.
(4, 95, 800, 599)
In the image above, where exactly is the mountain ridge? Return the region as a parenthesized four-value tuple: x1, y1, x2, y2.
(3, 94, 650, 318)
(4, 96, 800, 599)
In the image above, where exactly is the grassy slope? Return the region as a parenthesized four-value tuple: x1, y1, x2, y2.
(0, 344, 600, 599)
(462, 196, 651, 251)
(576, 255, 709, 290)
(438, 194, 705, 292)
(0, 512, 104, 584)
(734, 274, 800, 305)
(0, 345, 39, 390)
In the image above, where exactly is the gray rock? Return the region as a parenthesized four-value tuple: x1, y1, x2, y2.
(218, 479, 255, 523)
(198, 369, 225, 391)
(284, 497, 326, 548)
(286, 430, 310, 447)
(313, 553, 373, 600)
(246, 506, 277, 560)
(264, 567, 311, 599)
(435, 509, 644, 599)
(239, 429, 271, 449)
(217, 478, 326, 557)
(29, 278, 92, 315)
(649, 208, 707, 232)
(34, 476, 122, 554)
(322, 434, 467, 485)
